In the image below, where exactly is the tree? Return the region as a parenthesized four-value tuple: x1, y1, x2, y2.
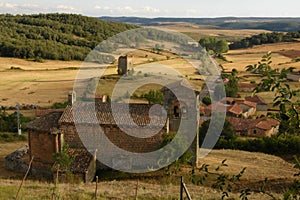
(199, 37, 229, 56)
(202, 96, 212, 106)
(225, 75, 238, 97)
(199, 119, 236, 147)
(142, 90, 163, 104)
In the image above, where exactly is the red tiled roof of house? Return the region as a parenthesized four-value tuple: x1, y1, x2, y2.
(228, 103, 243, 115)
(255, 119, 280, 130)
(203, 102, 227, 115)
(227, 117, 259, 131)
(238, 83, 257, 89)
(245, 95, 267, 105)
(236, 100, 257, 108)
(59, 102, 167, 127)
(221, 97, 235, 104)
(227, 117, 279, 132)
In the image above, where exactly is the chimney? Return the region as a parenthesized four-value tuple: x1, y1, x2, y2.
(68, 91, 76, 105)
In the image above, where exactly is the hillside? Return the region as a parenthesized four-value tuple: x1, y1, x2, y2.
(0, 14, 138, 61)
(100, 16, 300, 32)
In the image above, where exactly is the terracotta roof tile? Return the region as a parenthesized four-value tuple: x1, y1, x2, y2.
(59, 102, 167, 127)
(236, 100, 257, 108)
(238, 83, 257, 89)
(227, 117, 279, 132)
(26, 111, 63, 133)
(255, 119, 280, 130)
(228, 103, 243, 115)
(245, 95, 267, 105)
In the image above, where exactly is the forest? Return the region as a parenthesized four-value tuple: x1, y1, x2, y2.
(0, 13, 138, 61)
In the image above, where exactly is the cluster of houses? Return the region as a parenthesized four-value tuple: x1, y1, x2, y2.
(200, 95, 280, 137)
(5, 54, 287, 182)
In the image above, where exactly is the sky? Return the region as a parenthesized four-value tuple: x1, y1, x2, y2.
(0, 0, 300, 18)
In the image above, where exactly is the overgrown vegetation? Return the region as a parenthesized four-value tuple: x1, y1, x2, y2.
(0, 109, 31, 133)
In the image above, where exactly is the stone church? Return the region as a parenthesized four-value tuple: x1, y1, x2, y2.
(26, 80, 199, 182)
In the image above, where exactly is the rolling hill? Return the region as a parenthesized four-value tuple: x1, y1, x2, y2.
(0, 13, 138, 61)
(100, 16, 300, 32)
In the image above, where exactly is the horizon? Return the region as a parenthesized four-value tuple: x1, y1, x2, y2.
(0, 0, 300, 18)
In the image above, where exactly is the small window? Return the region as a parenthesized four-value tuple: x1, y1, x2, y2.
(253, 130, 257, 134)
(174, 106, 180, 118)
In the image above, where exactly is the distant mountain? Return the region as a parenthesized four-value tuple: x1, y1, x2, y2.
(99, 17, 300, 32)
(0, 14, 138, 61)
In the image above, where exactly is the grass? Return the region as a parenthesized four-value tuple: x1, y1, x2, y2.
(0, 140, 298, 199)
(0, 132, 27, 143)
(147, 23, 270, 42)
(223, 42, 300, 72)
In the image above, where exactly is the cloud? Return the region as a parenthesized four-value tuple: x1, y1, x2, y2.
(56, 5, 80, 12)
(0, 2, 81, 14)
(94, 5, 162, 16)
(0, 3, 42, 13)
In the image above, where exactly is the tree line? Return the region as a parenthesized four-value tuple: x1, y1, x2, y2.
(229, 31, 300, 49)
(0, 13, 137, 61)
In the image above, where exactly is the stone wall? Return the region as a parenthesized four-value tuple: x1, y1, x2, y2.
(5, 145, 29, 173)
(60, 123, 167, 153)
(28, 130, 58, 166)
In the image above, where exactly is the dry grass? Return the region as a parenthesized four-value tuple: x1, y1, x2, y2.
(0, 142, 296, 199)
(0, 49, 202, 107)
(201, 149, 298, 181)
(223, 42, 300, 71)
(147, 23, 269, 41)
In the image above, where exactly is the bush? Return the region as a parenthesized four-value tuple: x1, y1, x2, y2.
(214, 134, 300, 155)
(202, 96, 212, 106)
(0, 132, 27, 142)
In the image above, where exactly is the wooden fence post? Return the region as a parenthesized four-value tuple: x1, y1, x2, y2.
(180, 176, 183, 200)
(95, 176, 98, 200)
(180, 176, 192, 200)
(134, 179, 139, 200)
(16, 156, 34, 200)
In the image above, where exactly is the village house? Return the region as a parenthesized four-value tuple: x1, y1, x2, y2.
(201, 100, 256, 118)
(235, 100, 257, 118)
(245, 95, 268, 111)
(227, 117, 280, 137)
